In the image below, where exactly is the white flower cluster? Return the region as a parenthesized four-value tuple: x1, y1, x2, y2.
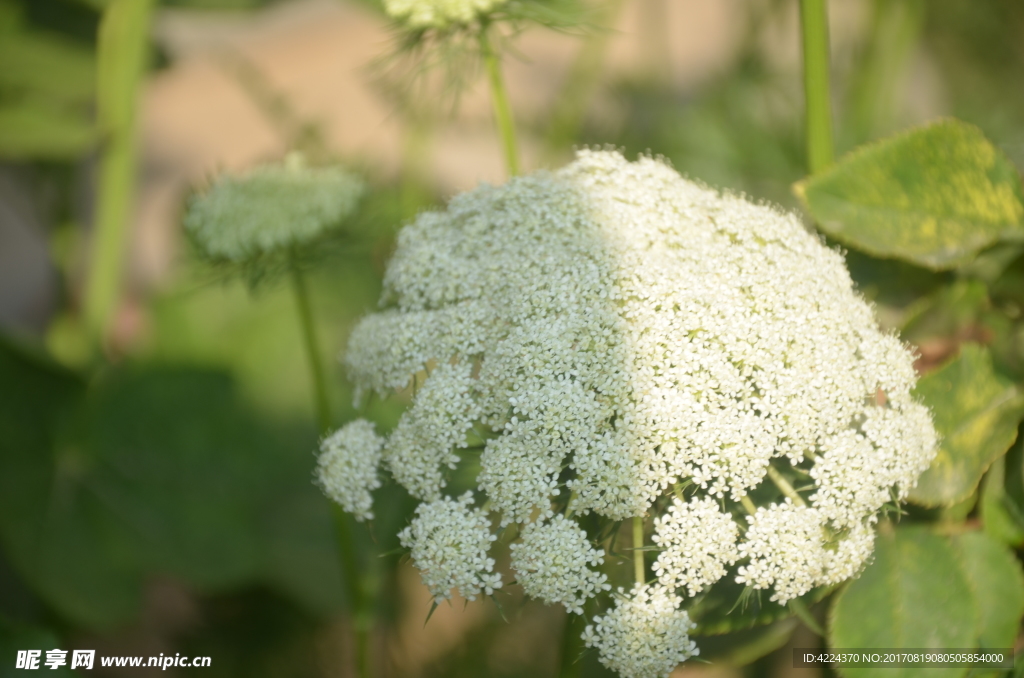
(652, 497, 740, 597)
(334, 150, 938, 672)
(735, 501, 827, 604)
(398, 492, 502, 603)
(510, 515, 611, 614)
(315, 419, 384, 521)
(383, 0, 506, 29)
(733, 501, 878, 604)
(582, 584, 698, 678)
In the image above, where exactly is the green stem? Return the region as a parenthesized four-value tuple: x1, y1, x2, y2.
(290, 259, 370, 677)
(333, 505, 372, 678)
(766, 465, 806, 507)
(288, 257, 331, 434)
(739, 495, 757, 515)
(557, 610, 586, 678)
(84, 0, 153, 344)
(799, 0, 835, 174)
(480, 29, 520, 177)
(632, 516, 645, 585)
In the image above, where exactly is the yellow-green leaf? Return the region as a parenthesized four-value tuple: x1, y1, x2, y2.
(795, 119, 1024, 270)
(950, 531, 1024, 650)
(980, 455, 1024, 547)
(910, 344, 1024, 507)
(828, 527, 978, 678)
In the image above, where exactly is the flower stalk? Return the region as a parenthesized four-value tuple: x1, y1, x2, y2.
(289, 255, 332, 433)
(289, 255, 373, 678)
(799, 0, 835, 174)
(480, 28, 520, 177)
(84, 0, 153, 344)
(766, 465, 806, 507)
(632, 516, 645, 585)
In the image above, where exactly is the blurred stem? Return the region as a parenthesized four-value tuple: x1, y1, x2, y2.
(849, 0, 924, 143)
(84, 0, 153, 344)
(480, 28, 520, 177)
(766, 465, 806, 507)
(290, 257, 372, 678)
(557, 611, 586, 678)
(333, 505, 372, 678)
(799, 0, 835, 174)
(632, 516, 645, 584)
(740, 495, 757, 515)
(288, 256, 331, 434)
(543, 0, 625, 159)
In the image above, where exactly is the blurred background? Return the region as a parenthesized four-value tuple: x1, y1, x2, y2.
(1, 0, 1023, 676)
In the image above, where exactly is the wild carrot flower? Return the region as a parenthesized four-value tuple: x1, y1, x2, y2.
(398, 492, 503, 603)
(510, 514, 611, 614)
(582, 583, 698, 678)
(315, 420, 384, 521)
(184, 154, 363, 263)
(384, 0, 507, 29)
(323, 150, 937, 675)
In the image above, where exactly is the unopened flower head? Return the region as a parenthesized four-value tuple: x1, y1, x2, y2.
(510, 514, 611, 614)
(582, 584, 698, 678)
(398, 492, 502, 603)
(316, 419, 384, 521)
(184, 155, 364, 262)
(383, 0, 507, 29)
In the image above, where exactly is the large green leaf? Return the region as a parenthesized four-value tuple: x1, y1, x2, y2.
(981, 454, 1024, 546)
(83, 369, 270, 590)
(0, 340, 143, 630)
(795, 119, 1024, 270)
(950, 531, 1024, 649)
(909, 344, 1024, 506)
(829, 527, 978, 678)
(0, 342, 348, 626)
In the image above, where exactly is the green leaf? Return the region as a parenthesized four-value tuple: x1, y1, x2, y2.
(981, 454, 1024, 546)
(0, 341, 143, 630)
(795, 119, 1024, 270)
(909, 344, 1024, 506)
(829, 527, 978, 678)
(950, 531, 1024, 649)
(83, 369, 269, 590)
(0, 101, 96, 159)
(694, 617, 799, 666)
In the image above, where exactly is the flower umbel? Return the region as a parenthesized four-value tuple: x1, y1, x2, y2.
(651, 496, 740, 598)
(332, 150, 938, 675)
(582, 583, 698, 678)
(316, 419, 385, 521)
(384, 0, 507, 29)
(510, 514, 611, 614)
(398, 492, 502, 603)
